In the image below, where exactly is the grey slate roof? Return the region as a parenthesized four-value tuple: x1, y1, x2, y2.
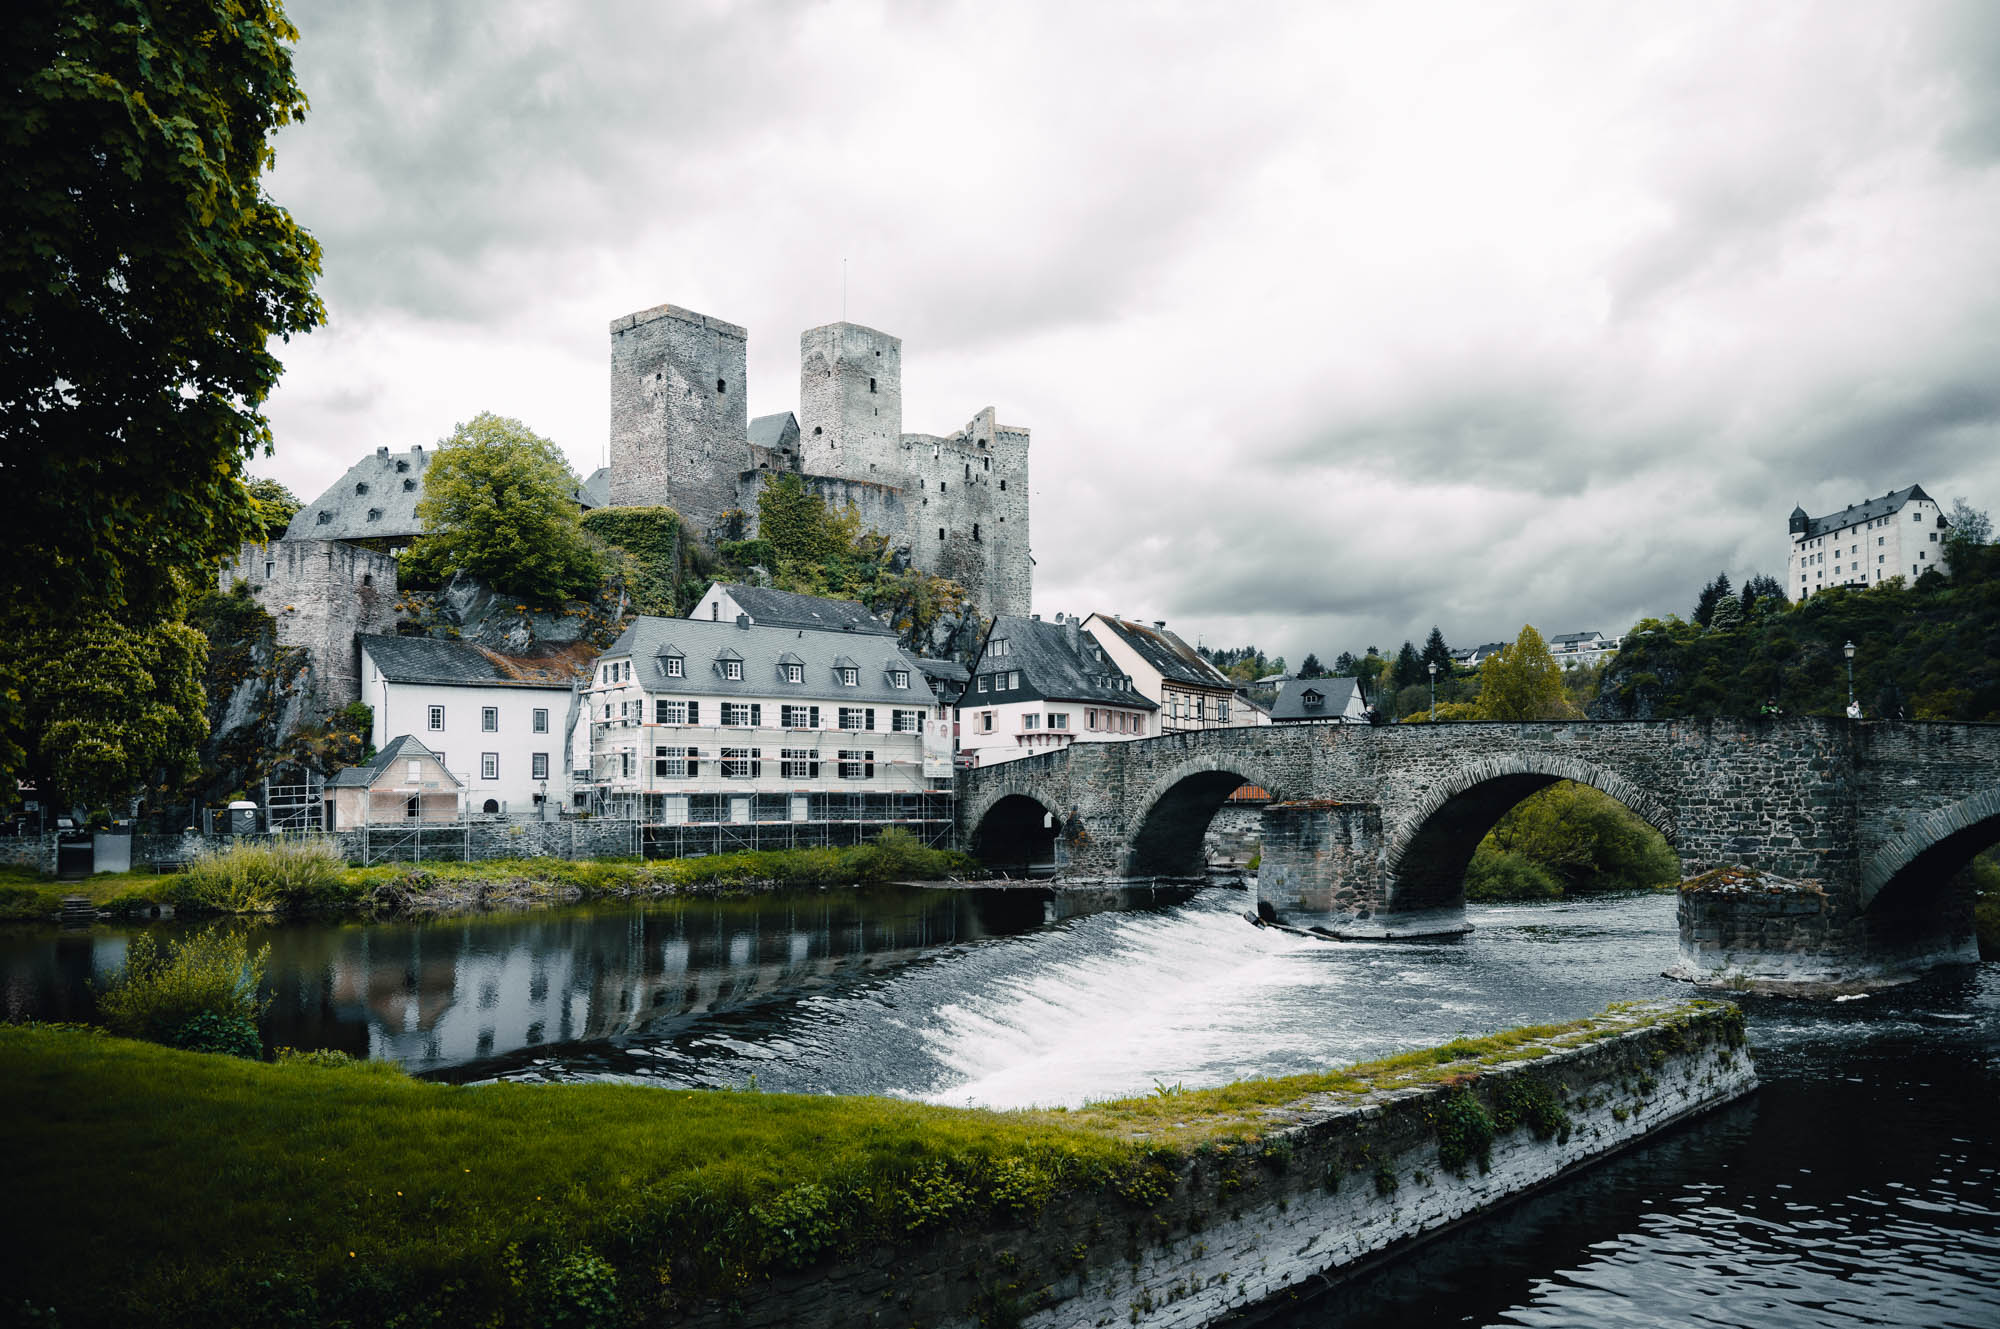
(327, 735, 459, 788)
(1268, 675, 1366, 722)
(1088, 616, 1233, 690)
(914, 657, 969, 704)
(579, 466, 612, 509)
(603, 616, 930, 704)
(1796, 485, 1935, 539)
(288, 446, 435, 541)
(358, 635, 584, 689)
(1549, 631, 1602, 646)
(712, 583, 895, 636)
(748, 413, 798, 451)
(972, 615, 1158, 709)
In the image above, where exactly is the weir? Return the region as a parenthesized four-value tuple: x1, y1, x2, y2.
(676, 1000, 1754, 1329)
(958, 718, 2000, 992)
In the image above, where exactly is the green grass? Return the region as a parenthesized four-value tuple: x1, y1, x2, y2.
(0, 1000, 1737, 1327)
(0, 830, 980, 923)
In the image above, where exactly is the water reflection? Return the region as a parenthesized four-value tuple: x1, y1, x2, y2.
(0, 882, 1194, 1076)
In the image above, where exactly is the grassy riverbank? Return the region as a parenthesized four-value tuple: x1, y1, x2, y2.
(0, 831, 980, 923)
(2, 1001, 1735, 1328)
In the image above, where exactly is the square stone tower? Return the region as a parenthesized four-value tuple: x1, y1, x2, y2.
(609, 304, 749, 534)
(799, 322, 903, 482)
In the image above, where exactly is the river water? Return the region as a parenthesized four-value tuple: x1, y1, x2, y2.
(5, 885, 1996, 1326)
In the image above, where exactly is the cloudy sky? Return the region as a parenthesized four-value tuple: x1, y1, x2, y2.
(257, 0, 2000, 666)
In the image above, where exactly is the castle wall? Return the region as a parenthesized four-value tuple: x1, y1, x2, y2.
(900, 408, 1032, 619)
(799, 322, 902, 480)
(734, 471, 909, 554)
(609, 304, 749, 535)
(219, 540, 401, 716)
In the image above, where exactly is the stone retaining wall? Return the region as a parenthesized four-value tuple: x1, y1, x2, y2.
(681, 1002, 1754, 1328)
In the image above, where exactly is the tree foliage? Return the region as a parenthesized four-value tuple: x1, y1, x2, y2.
(582, 506, 686, 617)
(1469, 781, 1680, 899)
(1, 0, 325, 626)
(1692, 573, 1732, 628)
(244, 476, 301, 542)
(1, 608, 209, 811)
(1475, 625, 1577, 721)
(1420, 626, 1453, 676)
(1739, 573, 1786, 618)
(1298, 653, 1325, 678)
(405, 413, 603, 605)
(1196, 644, 1285, 683)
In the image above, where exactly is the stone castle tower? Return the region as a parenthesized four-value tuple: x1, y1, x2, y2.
(603, 303, 1031, 621)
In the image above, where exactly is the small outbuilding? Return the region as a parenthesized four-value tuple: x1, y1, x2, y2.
(325, 735, 464, 829)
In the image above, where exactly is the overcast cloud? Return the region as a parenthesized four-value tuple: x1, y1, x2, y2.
(257, 0, 2000, 666)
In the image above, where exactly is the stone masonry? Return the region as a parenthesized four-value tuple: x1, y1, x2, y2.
(607, 303, 1032, 620)
(219, 539, 402, 717)
(957, 718, 2000, 989)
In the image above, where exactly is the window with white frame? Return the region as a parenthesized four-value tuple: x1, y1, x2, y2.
(838, 666, 858, 686)
(839, 707, 873, 730)
(481, 752, 499, 780)
(782, 662, 804, 684)
(722, 659, 743, 681)
(531, 752, 549, 780)
(1006, 671, 1020, 689)
(655, 700, 690, 725)
(781, 704, 818, 728)
(891, 670, 910, 689)
(980, 712, 995, 732)
(428, 705, 445, 731)
(976, 675, 989, 692)
(1048, 712, 1069, 730)
(1022, 713, 1040, 730)
(664, 655, 684, 678)
(892, 708, 924, 732)
(721, 747, 759, 778)
(838, 749, 874, 780)
(620, 750, 634, 778)
(781, 748, 818, 778)
(654, 746, 697, 777)
(721, 702, 760, 727)
(532, 708, 548, 733)
(989, 638, 1011, 657)
(481, 707, 498, 732)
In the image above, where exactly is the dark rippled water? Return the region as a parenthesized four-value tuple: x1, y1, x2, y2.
(5, 886, 1996, 1326)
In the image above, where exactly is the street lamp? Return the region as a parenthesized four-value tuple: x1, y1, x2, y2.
(1843, 640, 1856, 715)
(1428, 661, 1438, 722)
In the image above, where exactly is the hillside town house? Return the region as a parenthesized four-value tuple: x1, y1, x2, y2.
(957, 614, 1157, 768)
(1788, 484, 1949, 599)
(357, 635, 591, 820)
(1267, 676, 1371, 724)
(584, 614, 952, 831)
(1081, 615, 1246, 732)
(325, 735, 463, 829)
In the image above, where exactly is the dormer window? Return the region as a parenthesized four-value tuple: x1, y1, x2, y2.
(784, 663, 803, 684)
(990, 638, 1010, 657)
(891, 670, 909, 689)
(1303, 689, 1324, 709)
(663, 655, 684, 679)
(366, 508, 381, 522)
(316, 511, 331, 525)
(839, 667, 858, 686)
(723, 660, 743, 681)
(396, 460, 409, 473)
(403, 478, 416, 491)
(355, 482, 369, 495)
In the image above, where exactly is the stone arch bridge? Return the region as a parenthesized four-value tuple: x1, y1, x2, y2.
(957, 719, 2000, 992)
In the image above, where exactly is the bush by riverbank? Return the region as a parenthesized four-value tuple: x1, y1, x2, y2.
(0, 1001, 1735, 1328)
(0, 830, 980, 922)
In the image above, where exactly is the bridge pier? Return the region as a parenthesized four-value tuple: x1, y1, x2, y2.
(1258, 800, 1472, 938)
(1671, 867, 1980, 994)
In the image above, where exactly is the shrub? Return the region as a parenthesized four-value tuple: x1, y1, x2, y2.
(1464, 849, 1564, 901)
(95, 927, 270, 1054)
(169, 835, 345, 913)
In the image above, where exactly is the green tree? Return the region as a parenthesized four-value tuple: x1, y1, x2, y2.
(1693, 573, 1732, 628)
(1475, 625, 1577, 721)
(2, 609, 209, 812)
(1471, 781, 1679, 898)
(1299, 653, 1325, 678)
(1945, 497, 1993, 578)
(244, 476, 301, 542)
(1332, 651, 1359, 676)
(406, 413, 602, 604)
(1708, 593, 1744, 631)
(1, 0, 325, 626)
(1420, 626, 1453, 677)
(1739, 573, 1786, 618)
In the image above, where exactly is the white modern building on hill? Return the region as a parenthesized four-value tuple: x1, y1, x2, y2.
(357, 635, 591, 819)
(1788, 485, 1949, 599)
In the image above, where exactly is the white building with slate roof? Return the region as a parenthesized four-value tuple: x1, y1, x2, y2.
(585, 615, 949, 824)
(958, 614, 1157, 768)
(358, 635, 591, 819)
(1082, 614, 1244, 733)
(1788, 484, 1949, 600)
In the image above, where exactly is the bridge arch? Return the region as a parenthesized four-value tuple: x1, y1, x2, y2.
(1123, 754, 1291, 877)
(962, 773, 1069, 875)
(1859, 786, 2000, 915)
(1383, 753, 1677, 913)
